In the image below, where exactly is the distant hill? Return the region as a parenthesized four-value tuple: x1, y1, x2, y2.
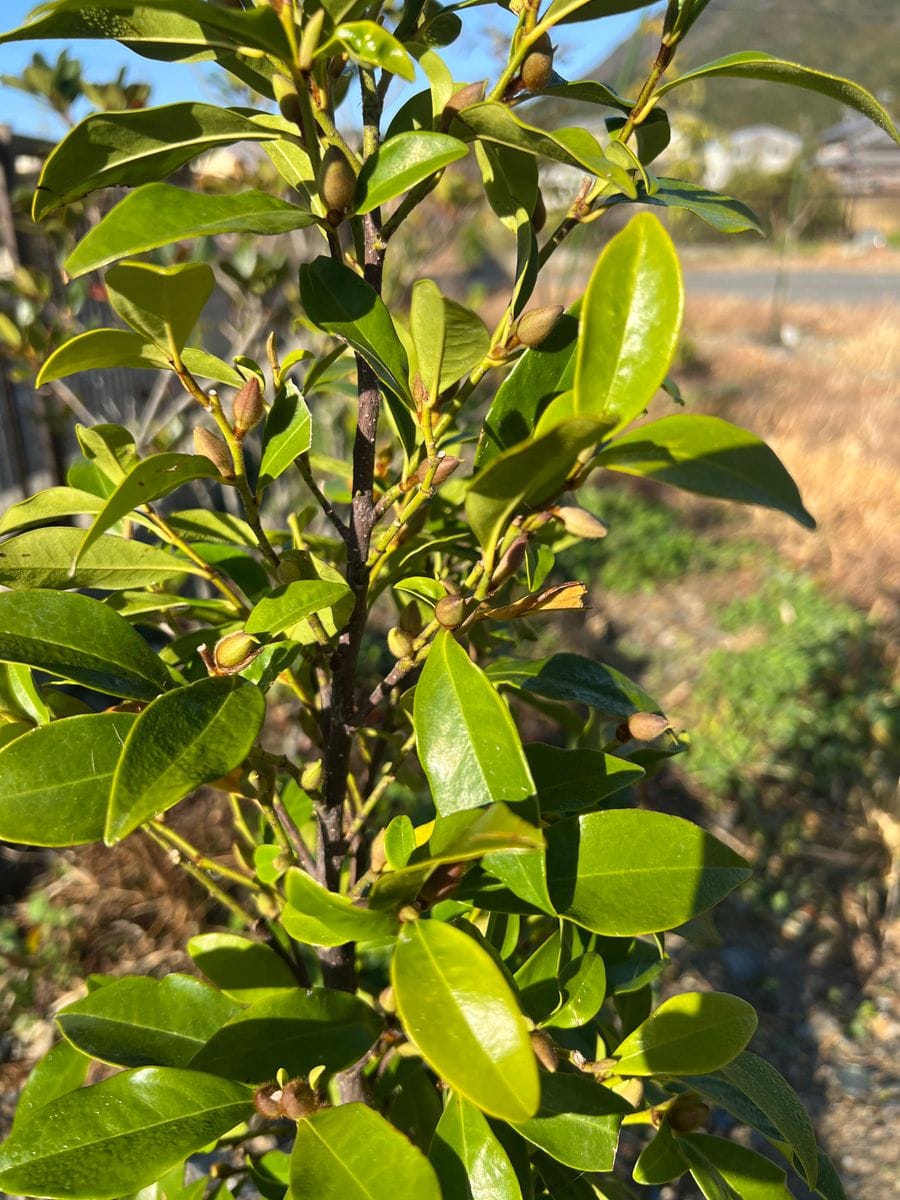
(589, 0, 899, 133)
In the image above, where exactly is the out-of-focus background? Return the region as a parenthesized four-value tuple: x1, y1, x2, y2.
(0, 2, 897, 1196)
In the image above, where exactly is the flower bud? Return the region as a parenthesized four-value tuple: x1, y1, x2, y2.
(490, 535, 528, 589)
(414, 453, 461, 488)
(232, 376, 264, 436)
(435, 594, 466, 629)
(531, 1030, 559, 1072)
(531, 189, 547, 233)
(516, 305, 564, 349)
(665, 1095, 710, 1133)
(253, 1082, 284, 1119)
(627, 711, 670, 742)
(378, 985, 397, 1014)
(318, 146, 357, 225)
(520, 33, 554, 92)
(398, 600, 423, 637)
(280, 1078, 319, 1120)
(212, 632, 261, 674)
(440, 79, 487, 130)
(272, 73, 304, 127)
(193, 426, 234, 479)
(301, 758, 323, 792)
(387, 626, 415, 660)
(556, 505, 608, 539)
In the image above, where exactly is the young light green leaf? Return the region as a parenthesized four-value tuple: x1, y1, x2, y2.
(12, 1040, 90, 1130)
(512, 1072, 631, 1171)
(328, 21, 415, 81)
(30, 102, 280, 220)
(525, 744, 644, 815)
(0, 590, 171, 699)
(355, 132, 467, 214)
(614, 992, 758, 1076)
(281, 867, 399, 947)
(290, 1104, 442, 1200)
(654, 53, 899, 143)
(188, 932, 298, 1005)
(391, 918, 539, 1123)
(546, 810, 750, 936)
(299, 256, 411, 402)
(66, 184, 317, 277)
(36, 329, 244, 388)
(0, 527, 205, 591)
(0, 711, 135, 847)
(596, 414, 816, 529)
(258, 381, 312, 487)
(678, 1134, 793, 1200)
(57, 974, 240, 1069)
(105, 676, 266, 843)
(408, 279, 446, 405)
(413, 629, 535, 816)
(0, 1067, 253, 1200)
(430, 1091, 523, 1200)
(245, 580, 352, 639)
(105, 261, 214, 356)
(0, 487, 104, 536)
(189, 989, 382, 1084)
(465, 418, 601, 558)
(574, 213, 683, 434)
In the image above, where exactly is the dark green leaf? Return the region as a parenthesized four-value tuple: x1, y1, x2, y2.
(814, 1148, 846, 1200)
(512, 1072, 630, 1171)
(413, 630, 535, 815)
(391, 918, 539, 1122)
(57, 974, 240, 1069)
(281, 867, 399, 946)
(596, 414, 816, 529)
(245, 580, 353, 639)
(633, 1119, 688, 1185)
(602, 178, 763, 235)
(259, 381, 312, 487)
(678, 1134, 792, 1200)
(0, 589, 171, 699)
(105, 260, 214, 355)
(488, 652, 661, 721)
(36, 329, 244, 388)
(190, 989, 382, 1084)
(290, 1104, 441, 1200)
(105, 676, 266, 842)
(66, 184, 317, 277)
(614, 992, 758, 1076)
(0, 713, 136, 847)
(546, 810, 750, 936)
(525, 744, 644, 815)
(542, 79, 633, 111)
(355, 132, 467, 214)
(430, 1091, 523, 1200)
(574, 213, 683, 434)
(188, 932, 298, 1004)
(0, 1067, 252, 1200)
(544, 0, 659, 23)
(31, 102, 280, 220)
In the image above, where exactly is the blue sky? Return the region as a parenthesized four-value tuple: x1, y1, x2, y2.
(0, 0, 658, 139)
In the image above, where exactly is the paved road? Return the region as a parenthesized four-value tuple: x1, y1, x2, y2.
(683, 268, 900, 304)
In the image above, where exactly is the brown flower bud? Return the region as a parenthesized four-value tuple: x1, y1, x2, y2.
(490, 535, 528, 589)
(556, 505, 608, 539)
(627, 711, 669, 742)
(272, 73, 303, 127)
(665, 1094, 710, 1133)
(530, 1030, 559, 1073)
(280, 1078, 320, 1120)
(531, 189, 547, 234)
(398, 600, 423, 637)
(440, 79, 487, 130)
(414, 453, 461, 488)
(253, 1082, 284, 1119)
(193, 426, 234, 479)
(232, 376, 264, 436)
(520, 33, 554, 92)
(516, 305, 564, 349)
(387, 626, 415, 660)
(318, 145, 357, 224)
(212, 632, 261, 675)
(435, 594, 466, 629)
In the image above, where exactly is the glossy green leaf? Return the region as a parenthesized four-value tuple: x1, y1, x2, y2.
(189, 989, 382, 1084)
(546, 809, 750, 936)
(259, 380, 312, 487)
(633, 1119, 688, 1185)
(596, 414, 815, 529)
(548, 945, 607, 1029)
(409, 278, 447, 405)
(0, 1067, 252, 1200)
(654, 53, 899, 143)
(430, 1091, 523, 1200)
(0, 487, 104, 535)
(475, 140, 538, 235)
(543, 79, 633, 110)
(36, 329, 244, 387)
(391, 918, 539, 1122)
(574, 213, 683, 434)
(414, 630, 535, 816)
(299, 256, 411, 402)
(545, 0, 659, 22)
(0, 712, 136, 846)
(0, 590, 170, 699)
(66, 184, 317, 277)
(281, 867, 399, 946)
(330, 21, 415, 81)
(614, 992, 758, 1076)
(77, 423, 138, 484)
(57, 974, 240, 1069)
(604, 938, 668, 996)
(525, 744, 644, 815)
(0, 662, 50, 725)
(188, 932, 298, 1004)
(684, 1051, 818, 1186)
(438, 296, 491, 390)
(603, 178, 763, 235)
(105, 261, 214, 355)
(355, 132, 467, 214)
(105, 676, 266, 842)
(290, 1103, 442, 1200)
(512, 1072, 630, 1171)
(12, 1040, 90, 1130)
(679, 1134, 792, 1200)
(30, 102, 279, 220)
(246, 580, 352, 639)
(466, 418, 601, 558)
(476, 311, 578, 465)
(489, 652, 661, 721)
(515, 931, 564, 1024)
